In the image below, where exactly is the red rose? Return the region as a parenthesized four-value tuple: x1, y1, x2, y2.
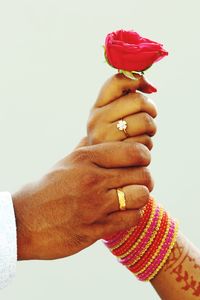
(105, 29, 168, 72)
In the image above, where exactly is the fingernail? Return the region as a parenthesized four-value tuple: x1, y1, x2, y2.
(143, 84, 157, 94)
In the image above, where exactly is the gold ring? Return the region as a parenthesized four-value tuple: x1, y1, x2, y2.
(116, 119, 129, 138)
(117, 189, 127, 211)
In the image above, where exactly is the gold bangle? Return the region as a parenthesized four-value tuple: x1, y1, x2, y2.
(127, 208, 164, 268)
(135, 213, 170, 275)
(146, 220, 179, 281)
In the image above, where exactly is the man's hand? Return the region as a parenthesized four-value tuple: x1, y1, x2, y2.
(88, 73, 157, 149)
(12, 142, 153, 261)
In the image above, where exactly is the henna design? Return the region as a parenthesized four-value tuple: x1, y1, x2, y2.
(163, 235, 200, 297)
(164, 241, 185, 271)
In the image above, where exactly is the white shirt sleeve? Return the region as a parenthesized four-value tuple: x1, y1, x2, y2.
(0, 192, 17, 289)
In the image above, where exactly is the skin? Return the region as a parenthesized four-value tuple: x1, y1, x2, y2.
(152, 233, 200, 300)
(87, 73, 200, 299)
(88, 73, 157, 148)
(13, 140, 153, 260)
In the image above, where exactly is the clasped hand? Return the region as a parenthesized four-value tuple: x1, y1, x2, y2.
(12, 74, 156, 260)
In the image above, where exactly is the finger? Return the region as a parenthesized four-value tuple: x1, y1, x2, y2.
(98, 92, 157, 123)
(89, 113, 156, 144)
(83, 142, 151, 168)
(106, 167, 154, 192)
(112, 112, 157, 140)
(124, 135, 153, 150)
(100, 210, 141, 239)
(88, 120, 154, 147)
(104, 185, 149, 214)
(95, 73, 157, 107)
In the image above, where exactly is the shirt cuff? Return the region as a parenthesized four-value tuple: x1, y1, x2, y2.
(0, 192, 17, 289)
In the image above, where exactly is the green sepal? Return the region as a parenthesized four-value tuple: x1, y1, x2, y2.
(120, 70, 138, 80)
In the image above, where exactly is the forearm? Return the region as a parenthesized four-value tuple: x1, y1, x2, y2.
(151, 232, 200, 299)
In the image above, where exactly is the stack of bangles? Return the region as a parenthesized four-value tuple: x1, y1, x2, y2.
(103, 197, 179, 281)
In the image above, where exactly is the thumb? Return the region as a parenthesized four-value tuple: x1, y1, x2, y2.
(95, 73, 157, 108)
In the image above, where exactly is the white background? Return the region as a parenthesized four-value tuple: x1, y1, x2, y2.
(0, 0, 200, 299)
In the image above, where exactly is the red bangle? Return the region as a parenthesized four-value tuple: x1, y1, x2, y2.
(119, 205, 161, 262)
(111, 199, 155, 256)
(103, 200, 152, 247)
(137, 219, 177, 281)
(103, 196, 179, 282)
(129, 210, 168, 272)
(108, 198, 153, 252)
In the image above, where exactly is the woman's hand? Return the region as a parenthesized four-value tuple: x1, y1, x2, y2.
(87, 73, 157, 150)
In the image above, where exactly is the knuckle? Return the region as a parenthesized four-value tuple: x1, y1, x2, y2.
(88, 114, 109, 144)
(90, 129, 106, 144)
(87, 110, 101, 133)
(82, 172, 101, 188)
(90, 132, 101, 144)
(87, 115, 96, 133)
(81, 168, 107, 191)
(148, 98, 158, 118)
(72, 148, 90, 163)
(152, 104, 158, 118)
(133, 143, 151, 165)
(139, 186, 150, 203)
(150, 122, 157, 136)
(144, 135, 153, 150)
(141, 167, 154, 191)
(143, 113, 157, 136)
(79, 196, 103, 224)
(143, 112, 152, 125)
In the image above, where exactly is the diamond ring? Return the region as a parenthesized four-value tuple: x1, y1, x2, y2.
(117, 119, 129, 137)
